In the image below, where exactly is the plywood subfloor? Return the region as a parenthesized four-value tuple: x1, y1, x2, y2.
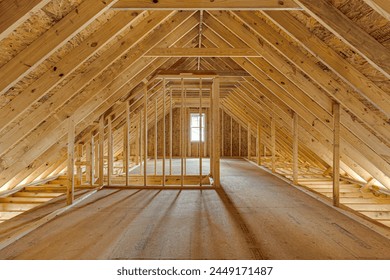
(0, 159, 389, 260)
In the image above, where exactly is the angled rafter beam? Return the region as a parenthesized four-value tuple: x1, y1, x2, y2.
(0, 11, 141, 137)
(203, 15, 390, 188)
(294, 0, 390, 79)
(0, 14, 198, 188)
(362, 0, 390, 20)
(0, 0, 51, 41)
(144, 47, 260, 57)
(0, 0, 118, 95)
(112, 0, 302, 10)
(0, 11, 176, 155)
(218, 11, 390, 160)
(263, 11, 390, 117)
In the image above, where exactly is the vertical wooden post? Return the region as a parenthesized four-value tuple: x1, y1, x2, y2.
(94, 134, 99, 180)
(199, 78, 203, 186)
(86, 134, 93, 186)
(184, 90, 187, 174)
(212, 77, 220, 187)
(293, 112, 299, 185)
(124, 101, 130, 186)
(143, 85, 148, 187)
(169, 88, 173, 175)
(247, 123, 251, 160)
(135, 118, 140, 165)
(154, 97, 158, 175)
(333, 102, 341, 207)
(230, 115, 233, 157)
(257, 122, 261, 166)
(67, 117, 75, 205)
(239, 123, 241, 157)
(162, 79, 166, 187)
(271, 114, 276, 173)
(139, 112, 142, 175)
(98, 116, 105, 187)
(180, 79, 184, 187)
(210, 91, 214, 176)
(221, 110, 224, 157)
(89, 132, 97, 187)
(107, 116, 113, 186)
(76, 143, 83, 186)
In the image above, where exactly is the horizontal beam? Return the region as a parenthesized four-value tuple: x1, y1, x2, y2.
(145, 48, 260, 57)
(112, 0, 302, 10)
(156, 70, 250, 77)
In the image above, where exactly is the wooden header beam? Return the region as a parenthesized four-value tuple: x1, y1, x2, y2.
(112, 0, 302, 10)
(156, 70, 250, 77)
(145, 48, 260, 57)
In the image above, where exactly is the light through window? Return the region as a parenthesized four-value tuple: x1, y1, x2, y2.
(190, 113, 205, 142)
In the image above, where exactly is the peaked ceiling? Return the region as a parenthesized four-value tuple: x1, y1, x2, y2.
(0, 0, 389, 192)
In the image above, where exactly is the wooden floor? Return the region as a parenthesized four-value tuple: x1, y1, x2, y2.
(0, 159, 390, 260)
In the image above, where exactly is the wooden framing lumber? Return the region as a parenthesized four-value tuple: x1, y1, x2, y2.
(0, 0, 51, 41)
(0, 12, 140, 137)
(112, 0, 302, 10)
(294, 0, 390, 78)
(67, 117, 75, 205)
(145, 48, 259, 57)
(333, 103, 341, 207)
(0, 0, 117, 95)
(98, 116, 105, 187)
(263, 11, 390, 117)
(212, 77, 221, 187)
(362, 0, 390, 20)
(292, 112, 299, 185)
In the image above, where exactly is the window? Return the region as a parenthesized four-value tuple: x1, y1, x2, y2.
(190, 113, 205, 142)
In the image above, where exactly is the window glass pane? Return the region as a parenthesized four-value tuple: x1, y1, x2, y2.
(190, 113, 205, 142)
(191, 128, 200, 141)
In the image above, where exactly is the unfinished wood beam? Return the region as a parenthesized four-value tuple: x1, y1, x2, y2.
(0, 17, 196, 188)
(247, 123, 251, 160)
(333, 103, 341, 207)
(294, 0, 390, 78)
(113, 0, 302, 10)
(181, 79, 184, 187)
(162, 79, 166, 187)
(257, 122, 262, 165)
(67, 117, 75, 205)
(212, 77, 221, 187)
(143, 85, 148, 187)
(220, 11, 390, 146)
(108, 116, 113, 186)
(0, 0, 117, 95)
(230, 115, 233, 157)
(154, 98, 158, 175)
(203, 15, 390, 186)
(362, 0, 390, 20)
(89, 133, 95, 187)
(125, 101, 130, 185)
(0, 0, 51, 41)
(157, 70, 250, 77)
(98, 116, 105, 187)
(292, 112, 299, 185)
(76, 143, 83, 186)
(145, 48, 260, 57)
(199, 79, 203, 186)
(271, 113, 276, 173)
(221, 110, 224, 157)
(169, 89, 173, 175)
(264, 11, 390, 116)
(0, 12, 140, 136)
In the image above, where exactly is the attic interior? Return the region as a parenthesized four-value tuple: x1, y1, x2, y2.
(0, 0, 390, 259)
